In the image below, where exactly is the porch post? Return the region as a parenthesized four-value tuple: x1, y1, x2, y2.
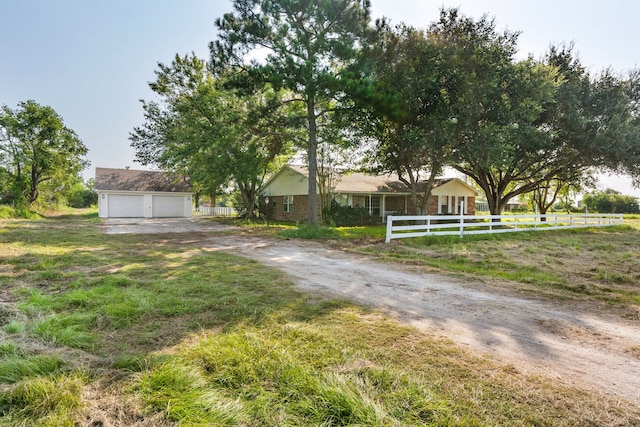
(382, 194, 386, 221)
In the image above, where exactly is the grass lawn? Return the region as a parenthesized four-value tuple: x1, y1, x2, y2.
(0, 213, 639, 425)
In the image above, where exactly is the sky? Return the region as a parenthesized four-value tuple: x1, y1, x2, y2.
(1, 0, 639, 197)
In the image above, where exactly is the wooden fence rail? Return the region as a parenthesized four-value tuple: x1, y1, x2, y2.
(385, 212, 624, 243)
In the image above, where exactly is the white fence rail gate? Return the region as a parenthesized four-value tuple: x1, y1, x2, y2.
(193, 206, 238, 217)
(385, 211, 624, 243)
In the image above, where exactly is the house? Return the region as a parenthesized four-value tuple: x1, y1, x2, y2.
(95, 168, 192, 218)
(260, 165, 478, 222)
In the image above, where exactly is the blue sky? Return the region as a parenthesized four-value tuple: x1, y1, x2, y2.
(1, 0, 638, 196)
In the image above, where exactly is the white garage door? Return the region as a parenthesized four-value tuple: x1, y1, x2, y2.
(152, 195, 185, 217)
(108, 195, 145, 218)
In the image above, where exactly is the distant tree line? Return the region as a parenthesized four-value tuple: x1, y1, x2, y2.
(130, 1, 640, 223)
(583, 189, 640, 214)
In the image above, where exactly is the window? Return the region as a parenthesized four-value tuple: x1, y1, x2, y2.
(440, 196, 449, 214)
(365, 195, 381, 216)
(283, 195, 293, 212)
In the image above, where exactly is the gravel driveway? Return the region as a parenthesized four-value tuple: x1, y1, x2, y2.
(102, 218, 640, 404)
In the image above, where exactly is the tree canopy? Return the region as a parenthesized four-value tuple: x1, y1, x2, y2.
(583, 188, 640, 213)
(130, 54, 300, 219)
(211, 0, 374, 225)
(131, 4, 639, 222)
(423, 10, 640, 215)
(361, 22, 455, 214)
(0, 100, 88, 207)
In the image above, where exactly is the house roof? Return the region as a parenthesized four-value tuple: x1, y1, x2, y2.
(271, 164, 477, 195)
(94, 168, 192, 193)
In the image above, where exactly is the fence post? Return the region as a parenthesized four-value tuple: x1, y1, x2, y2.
(385, 215, 393, 243)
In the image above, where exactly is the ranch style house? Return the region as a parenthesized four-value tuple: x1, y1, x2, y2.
(260, 164, 478, 223)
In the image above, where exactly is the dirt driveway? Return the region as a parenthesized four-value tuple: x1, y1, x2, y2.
(103, 218, 640, 404)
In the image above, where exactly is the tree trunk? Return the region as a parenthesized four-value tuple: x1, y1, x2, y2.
(28, 166, 39, 203)
(306, 97, 319, 226)
(487, 194, 510, 222)
(539, 205, 548, 222)
(486, 192, 501, 217)
(419, 168, 439, 215)
(210, 192, 216, 210)
(239, 185, 256, 220)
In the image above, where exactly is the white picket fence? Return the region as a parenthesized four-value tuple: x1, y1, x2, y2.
(192, 206, 238, 217)
(385, 212, 624, 243)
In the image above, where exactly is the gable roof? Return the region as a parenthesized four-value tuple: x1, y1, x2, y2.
(94, 168, 192, 193)
(265, 164, 477, 196)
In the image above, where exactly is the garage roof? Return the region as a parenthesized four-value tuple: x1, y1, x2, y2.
(95, 168, 192, 192)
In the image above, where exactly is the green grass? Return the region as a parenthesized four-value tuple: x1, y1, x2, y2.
(0, 213, 638, 425)
(0, 372, 87, 426)
(221, 218, 387, 241)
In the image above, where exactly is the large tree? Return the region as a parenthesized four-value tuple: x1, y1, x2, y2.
(429, 10, 639, 215)
(0, 100, 88, 206)
(430, 10, 595, 215)
(526, 46, 640, 214)
(211, 0, 373, 225)
(130, 54, 299, 219)
(360, 22, 455, 214)
(588, 68, 640, 186)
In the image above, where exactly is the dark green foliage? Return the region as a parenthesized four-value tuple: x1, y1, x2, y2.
(421, 11, 640, 215)
(583, 189, 640, 213)
(212, 0, 374, 225)
(130, 54, 297, 220)
(361, 22, 453, 214)
(0, 100, 89, 206)
(323, 200, 374, 226)
(65, 181, 97, 208)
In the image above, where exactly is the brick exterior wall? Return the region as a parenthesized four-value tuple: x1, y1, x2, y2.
(267, 195, 313, 222)
(426, 196, 439, 215)
(467, 197, 476, 215)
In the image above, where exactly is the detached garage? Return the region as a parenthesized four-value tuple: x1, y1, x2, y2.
(95, 168, 192, 218)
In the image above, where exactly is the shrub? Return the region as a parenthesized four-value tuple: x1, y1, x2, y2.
(323, 200, 374, 226)
(0, 204, 40, 219)
(65, 182, 97, 208)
